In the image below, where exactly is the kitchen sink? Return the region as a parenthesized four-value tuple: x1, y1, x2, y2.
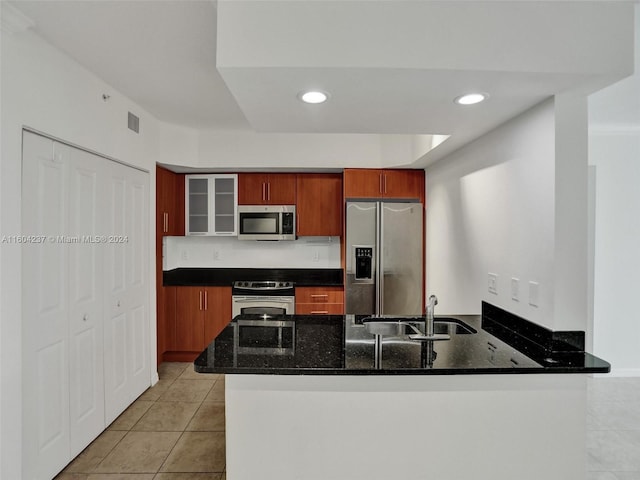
(362, 320, 418, 336)
(362, 317, 476, 336)
(432, 318, 477, 335)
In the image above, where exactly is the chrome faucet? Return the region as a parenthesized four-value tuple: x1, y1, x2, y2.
(425, 295, 438, 336)
(408, 294, 449, 341)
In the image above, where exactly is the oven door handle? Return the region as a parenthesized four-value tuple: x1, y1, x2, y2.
(233, 297, 294, 303)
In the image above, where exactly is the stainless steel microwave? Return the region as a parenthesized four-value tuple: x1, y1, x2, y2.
(237, 205, 296, 241)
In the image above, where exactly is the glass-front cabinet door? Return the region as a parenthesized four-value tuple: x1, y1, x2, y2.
(185, 174, 237, 236)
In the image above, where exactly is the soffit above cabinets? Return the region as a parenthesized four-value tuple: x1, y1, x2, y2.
(7, 1, 637, 164)
(216, 0, 634, 136)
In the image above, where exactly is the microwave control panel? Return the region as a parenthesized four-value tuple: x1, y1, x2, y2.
(282, 212, 295, 234)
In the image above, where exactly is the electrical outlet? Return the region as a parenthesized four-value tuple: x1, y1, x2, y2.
(213, 250, 220, 261)
(511, 277, 520, 301)
(312, 250, 320, 262)
(181, 250, 188, 261)
(529, 281, 539, 307)
(488, 273, 498, 295)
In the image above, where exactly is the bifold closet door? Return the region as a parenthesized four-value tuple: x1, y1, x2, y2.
(22, 131, 150, 479)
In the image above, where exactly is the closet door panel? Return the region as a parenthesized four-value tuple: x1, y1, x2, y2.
(123, 170, 150, 395)
(22, 133, 71, 480)
(104, 164, 150, 424)
(104, 168, 130, 422)
(67, 149, 105, 457)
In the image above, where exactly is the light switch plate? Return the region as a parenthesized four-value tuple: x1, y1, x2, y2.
(488, 273, 498, 295)
(511, 277, 520, 301)
(529, 281, 539, 307)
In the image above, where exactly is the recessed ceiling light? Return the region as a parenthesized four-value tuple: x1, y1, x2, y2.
(299, 90, 329, 104)
(454, 93, 488, 105)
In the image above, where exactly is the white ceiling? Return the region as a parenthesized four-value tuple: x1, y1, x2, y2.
(8, 0, 638, 163)
(11, 0, 248, 130)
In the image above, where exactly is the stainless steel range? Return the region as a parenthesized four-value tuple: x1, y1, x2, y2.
(231, 280, 295, 317)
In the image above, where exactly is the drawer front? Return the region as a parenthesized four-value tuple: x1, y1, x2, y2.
(295, 287, 344, 304)
(295, 303, 344, 315)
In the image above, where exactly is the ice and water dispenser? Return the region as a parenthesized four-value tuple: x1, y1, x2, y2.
(353, 246, 374, 282)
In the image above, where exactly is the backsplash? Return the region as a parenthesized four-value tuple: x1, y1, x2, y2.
(163, 236, 341, 270)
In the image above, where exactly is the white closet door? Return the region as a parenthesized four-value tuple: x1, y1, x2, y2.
(22, 133, 71, 480)
(67, 148, 105, 457)
(22, 131, 150, 478)
(103, 162, 150, 424)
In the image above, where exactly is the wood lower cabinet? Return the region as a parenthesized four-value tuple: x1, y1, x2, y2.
(296, 173, 343, 236)
(164, 286, 232, 362)
(344, 168, 424, 202)
(296, 286, 344, 315)
(175, 287, 206, 352)
(238, 173, 296, 205)
(204, 287, 233, 344)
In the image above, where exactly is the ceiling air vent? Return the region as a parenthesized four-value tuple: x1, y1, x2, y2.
(128, 112, 140, 133)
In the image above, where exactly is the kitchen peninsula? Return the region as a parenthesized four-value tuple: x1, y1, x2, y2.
(195, 303, 609, 480)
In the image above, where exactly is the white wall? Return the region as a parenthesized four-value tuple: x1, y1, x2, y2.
(427, 95, 590, 332)
(0, 15, 190, 478)
(426, 99, 556, 326)
(164, 236, 341, 270)
(589, 134, 640, 375)
(586, 5, 640, 376)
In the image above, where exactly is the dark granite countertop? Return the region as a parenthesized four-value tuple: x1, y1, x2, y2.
(194, 303, 610, 375)
(163, 267, 343, 287)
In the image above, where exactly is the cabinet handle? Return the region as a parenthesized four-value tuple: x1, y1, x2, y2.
(199, 291, 203, 310)
(311, 310, 329, 314)
(379, 174, 383, 194)
(267, 182, 271, 201)
(164, 212, 168, 233)
(310, 294, 328, 299)
(204, 290, 208, 310)
(383, 174, 387, 194)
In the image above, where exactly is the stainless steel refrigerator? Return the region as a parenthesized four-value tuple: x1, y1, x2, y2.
(345, 201, 424, 316)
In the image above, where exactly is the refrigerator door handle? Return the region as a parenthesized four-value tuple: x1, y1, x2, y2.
(377, 201, 383, 314)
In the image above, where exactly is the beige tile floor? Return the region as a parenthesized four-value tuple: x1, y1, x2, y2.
(55, 364, 640, 480)
(55, 362, 226, 480)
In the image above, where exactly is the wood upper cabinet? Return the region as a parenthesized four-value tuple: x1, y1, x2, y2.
(185, 174, 238, 236)
(156, 166, 185, 237)
(174, 286, 232, 353)
(296, 173, 343, 236)
(344, 169, 424, 202)
(238, 173, 296, 205)
(382, 170, 425, 201)
(343, 169, 385, 198)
